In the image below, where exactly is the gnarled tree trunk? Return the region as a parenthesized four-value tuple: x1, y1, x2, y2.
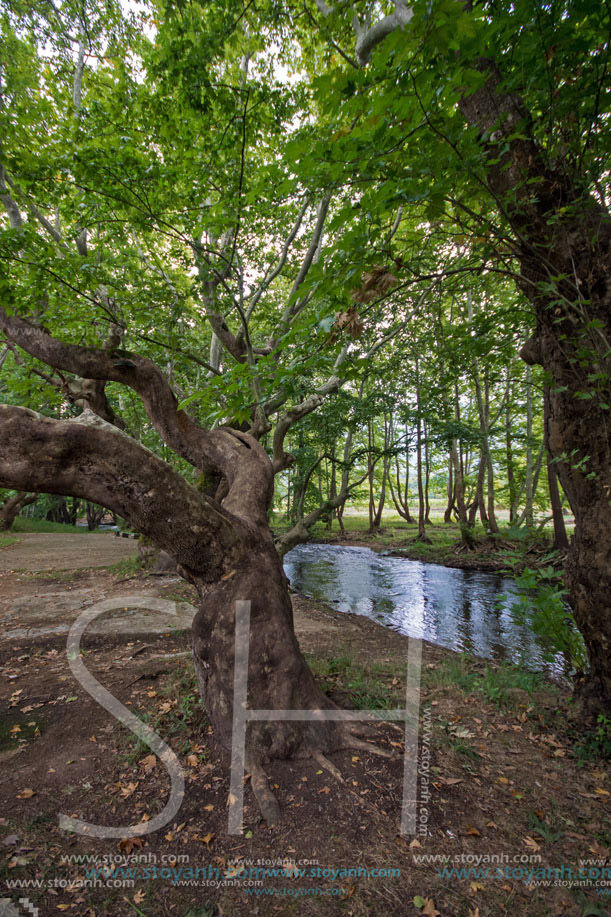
(0, 312, 380, 822)
(460, 60, 611, 713)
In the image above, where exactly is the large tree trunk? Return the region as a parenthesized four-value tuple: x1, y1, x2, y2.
(0, 405, 364, 823)
(191, 537, 340, 762)
(460, 60, 611, 713)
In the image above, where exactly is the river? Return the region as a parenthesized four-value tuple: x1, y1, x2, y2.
(284, 543, 552, 670)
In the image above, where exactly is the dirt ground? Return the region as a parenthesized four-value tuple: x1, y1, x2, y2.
(0, 537, 609, 917)
(0, 534, 137, 572)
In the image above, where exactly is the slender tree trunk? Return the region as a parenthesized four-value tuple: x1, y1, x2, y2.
(367, 422, 373, 531)
(414, 366, 430, 543)
(523, 366, 534, 528)
(444, 453, 454, 522)
(86, 502, 106, 531)
(388, 418, 415, 524)
(327, 444, 337, 531)
(424, 420, 431, 524)
(474, 453, 488, 528)
(505, 381, 516, 524)
(336, 502, 346, 536)
(470, 296, 498, 533)
(543, 388, 569, 551)
(484, 381, 499, 534)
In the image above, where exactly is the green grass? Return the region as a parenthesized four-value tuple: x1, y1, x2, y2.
(122, 662, 208, 765)
(305, 653, 403, 709)
(423, 653, 543, 709)
(272, 510, 569, 575)
(107, 554, 141, 578)
(11, 517, 94, 533)
(0, 534, 18, 548)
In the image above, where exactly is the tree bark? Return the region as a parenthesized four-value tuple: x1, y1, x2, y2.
(0, 491, 36, 530)
(444, 453, 454, 523)
(0, 406, 354, 800)
(505, 381, 516, 524)
(414, 366, 431, 543)
(460, 59, 611, 712)
(543, 388, 569, 551)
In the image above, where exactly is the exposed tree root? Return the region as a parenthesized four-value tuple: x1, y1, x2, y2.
(342, 721, 378, 739)
(313, 750, 344, 782)
(344, 720, 404, 738)
(242, 724, 400, 823)
(247, 759, 281, 825)
(341, 735, 394, 758)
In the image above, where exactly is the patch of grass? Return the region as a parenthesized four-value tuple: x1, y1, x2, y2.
(0, 711, 44, 749)
(122, 661, 208, 764)
(572, 714, 611, 762)
(12, 517, 93, 533)
(0, 533, 18, 548)
(424, 654, 543, 709)
(305, 653, 401, 709)
(22, 569, 80, 581)
(108, 554, 141, 578)
(527, 811, 564, 843)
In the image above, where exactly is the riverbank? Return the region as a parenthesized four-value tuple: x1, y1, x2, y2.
(0, 545, 608, 917)
(294, 518, 567, 576)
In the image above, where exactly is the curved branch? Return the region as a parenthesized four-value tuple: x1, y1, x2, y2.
(0, 308, 273, 525)
(353, 1, 414, 66)
(271, 368, 345, 473)
(0, 406, 248, 580)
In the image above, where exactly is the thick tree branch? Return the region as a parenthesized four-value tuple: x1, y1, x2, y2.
(0, 308, 274, 525)
(0, 165, 23, 230)
(0, 406, 249, 579)
(313, 0, 414, 66)
(352, 1, 414, 66)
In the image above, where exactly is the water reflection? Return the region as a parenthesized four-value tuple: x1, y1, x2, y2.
(283, 544, 550, 670)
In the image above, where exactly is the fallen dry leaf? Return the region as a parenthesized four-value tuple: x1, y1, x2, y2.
(139, 755, 156, 774)
(117, 837, 144, 854)
(422, 898, 441, 917)
(523, 836, 541, 851)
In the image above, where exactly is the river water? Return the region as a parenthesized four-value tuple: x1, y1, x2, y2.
(283, 543, 549, 670)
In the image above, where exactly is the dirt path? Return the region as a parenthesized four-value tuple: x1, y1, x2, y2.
(0, 537, 608, 917)
(0, 533, 137, 572)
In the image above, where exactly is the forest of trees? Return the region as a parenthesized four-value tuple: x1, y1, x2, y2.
(0, 0, 609, 816)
